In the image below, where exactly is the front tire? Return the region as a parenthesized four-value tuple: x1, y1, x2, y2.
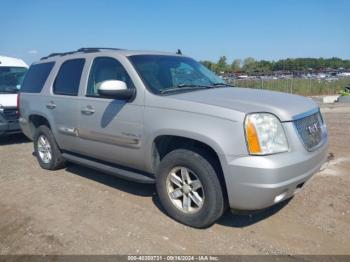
(156, 149, 225, 228)
(33, 125, 66, 170)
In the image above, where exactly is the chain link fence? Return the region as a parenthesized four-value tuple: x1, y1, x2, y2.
(227, 77, 350, 96)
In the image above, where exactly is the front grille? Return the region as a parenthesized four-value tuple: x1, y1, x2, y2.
(294, 112, 323, 150)
(3, 108, 18, 121)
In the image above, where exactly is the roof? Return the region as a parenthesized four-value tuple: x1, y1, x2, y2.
(0, 56, 28, 68)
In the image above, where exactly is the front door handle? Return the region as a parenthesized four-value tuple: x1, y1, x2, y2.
(81, 106, 95, 115)
(46, 101, 56, 110)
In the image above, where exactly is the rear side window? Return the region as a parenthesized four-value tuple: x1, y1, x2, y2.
(20, 62, 55, 93)
(53, 59, 85, 96)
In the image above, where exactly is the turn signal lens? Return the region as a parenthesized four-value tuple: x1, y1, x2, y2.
(245, 119, 261, 154)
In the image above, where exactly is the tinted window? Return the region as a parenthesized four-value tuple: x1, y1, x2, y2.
(87, 57, 134, 97)
(54, 59, 85, 96)
(20, 62, 54, 93)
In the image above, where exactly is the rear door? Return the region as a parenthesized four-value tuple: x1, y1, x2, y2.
(46, 58, 85, 152)
(77, 56, 144, 170)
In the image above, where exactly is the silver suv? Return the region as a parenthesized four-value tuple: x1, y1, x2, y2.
(19, 48, 328, 228)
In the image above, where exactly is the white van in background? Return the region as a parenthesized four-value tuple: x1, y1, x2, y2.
(0, 56, 28, 136)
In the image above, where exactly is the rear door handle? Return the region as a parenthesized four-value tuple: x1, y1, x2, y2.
(81, 106, 95, 115)
(46, 102, 56, 110)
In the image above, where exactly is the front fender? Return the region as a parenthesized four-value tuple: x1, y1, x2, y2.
(143, 107, 248, 173)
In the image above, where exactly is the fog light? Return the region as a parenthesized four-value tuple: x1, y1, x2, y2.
(274, 191, 287, 203)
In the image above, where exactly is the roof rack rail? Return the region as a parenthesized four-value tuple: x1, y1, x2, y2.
(77, 47, 123, 52)
(40, 47, 123, 60)
(40, 51, 77, 60)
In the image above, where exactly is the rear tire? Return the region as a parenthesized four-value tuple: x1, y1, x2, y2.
(156, 149, 225, 228)
(33, 125, 66, 170)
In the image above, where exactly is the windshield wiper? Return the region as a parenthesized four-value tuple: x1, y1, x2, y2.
(159, 82, 235, 94)
(159, 84, 214, 94)
(212, 82, 235, 87)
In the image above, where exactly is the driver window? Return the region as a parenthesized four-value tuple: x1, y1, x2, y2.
(87, 57, 134, 97)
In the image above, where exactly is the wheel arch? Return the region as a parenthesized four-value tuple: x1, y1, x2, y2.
(149, 132, 229, 204)
(28, 113, 52, 137)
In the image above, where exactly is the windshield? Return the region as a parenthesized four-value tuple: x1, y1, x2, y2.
(128, 55, 225, 94)
(0, 67, 28, 94)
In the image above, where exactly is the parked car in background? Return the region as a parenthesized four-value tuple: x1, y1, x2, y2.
(0, 56, 28, 136)
(19, 48, 328, 228)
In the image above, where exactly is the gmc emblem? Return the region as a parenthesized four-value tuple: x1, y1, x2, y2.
(307, 122, 321, 135)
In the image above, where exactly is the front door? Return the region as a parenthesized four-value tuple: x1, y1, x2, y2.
(77, 56, 144, 170)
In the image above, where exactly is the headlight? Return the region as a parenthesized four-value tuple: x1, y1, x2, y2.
(244, 113, 288, 155)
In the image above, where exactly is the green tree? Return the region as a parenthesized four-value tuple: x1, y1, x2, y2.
(202, 57, 350, 74)
(255, 60, 273, 73)
(242, 57, 257, 74)
(231, 59, 241, 72)
(216, 56, 228, 73)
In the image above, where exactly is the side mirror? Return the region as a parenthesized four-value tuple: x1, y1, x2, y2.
(97, 80, 135, 101)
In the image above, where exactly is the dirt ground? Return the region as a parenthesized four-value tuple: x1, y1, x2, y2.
(0, 103, 349, 255)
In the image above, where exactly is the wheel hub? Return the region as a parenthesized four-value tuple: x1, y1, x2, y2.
(182, 184, 191, 194)
(37, 135, 52, 164)
(166, 166, 205, 214)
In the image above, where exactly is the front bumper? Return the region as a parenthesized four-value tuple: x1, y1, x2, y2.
(0, 113, 21, 136)
(222, 141, 328, 210)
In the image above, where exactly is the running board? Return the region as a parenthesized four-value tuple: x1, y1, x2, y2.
(62, 153, 155, 184)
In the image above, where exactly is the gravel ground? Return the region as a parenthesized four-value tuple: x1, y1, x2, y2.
(0, 103, 349, 255)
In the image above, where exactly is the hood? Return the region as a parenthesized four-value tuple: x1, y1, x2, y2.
(0, 94, 17, 108)
(167, 87, 318, 121)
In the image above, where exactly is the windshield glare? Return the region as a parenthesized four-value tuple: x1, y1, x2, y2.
(129, 55, 224, 94)
(0, 67, 28, 93)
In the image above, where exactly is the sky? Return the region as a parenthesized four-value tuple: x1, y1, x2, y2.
(1, 0, 349, 64)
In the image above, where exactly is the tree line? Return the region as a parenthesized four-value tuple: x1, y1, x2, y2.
(200, 57, 350, 75)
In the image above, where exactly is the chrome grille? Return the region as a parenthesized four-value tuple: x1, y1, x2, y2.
(3, 108, 18, 121)
(294, 112, 323, 150)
